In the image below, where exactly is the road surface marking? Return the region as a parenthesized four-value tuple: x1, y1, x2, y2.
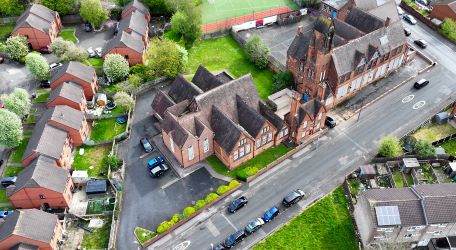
(402, 94, 414, 103)
(172, 241, 191, 250)
(221, 213, 238, 231)
(206, 219, 220, 237)
(338, 130, 369, 154)
(413, 101, 426, 110)
(139, 152, 152, 159)
(160, 177, 180, 189)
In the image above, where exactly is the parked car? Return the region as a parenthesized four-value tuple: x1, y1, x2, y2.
(140, 138, 153, 153)
(39, 80, 51, 88)
(87, 47, 96, 57)
(95, 47, 102, 58)
(404, 28, 411, 36)
(414, 78, 429, 89)
(0, 97, 4, 108)
(397, 6, 404, 15)
(0, 176, 17, 187)
(84, 23, 93, 32)
(262, 206, 279, 222)
(403, 14, 417, 25)
(147, 156, 164, 169)
(282, 189, 306, 207)
(325, 116, 336, 128)
(222, 230, 246, 248)
(149, 163, 169, 177)
(245, 217, 265, 234)
(0, 210, 14, 219)
(213, 243, 227, 250)
(416, 0, 428, 5)
(49, 62, 62, 70)
(414, 39, 427, 48)
(227, 196, 248, 213)
(39, 47, 50, 54)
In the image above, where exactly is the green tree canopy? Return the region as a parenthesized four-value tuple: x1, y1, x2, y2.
(169, 0, 202, 44)
(0, 0, 25, 17)
(0, 109, 23, 148)
(378, 135, 402, 158)
(245, 34, 270, 69)
(103, 54, 130, 82)
(414, 140, 436, 158)
(25, 53, 50, 80)
(42, 0, 78, 15)
(79, 0, 109, 28)
(272, 71, 294, 93)
(2, 88, 31, 118)
(5, 36, 29, 61)
(113, 92, 135, 111)
(144, 39, 186, 78)
(439, 18, 456, 43)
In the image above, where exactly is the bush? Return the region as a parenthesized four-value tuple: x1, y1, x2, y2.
(104, 154, 122, 169)
(378, 135, 402, 158)
(245, 34, 270, 69)
(228, 180, 240, 189)
(272, 71, 294, 93)
(110, 7, 123, 20)
(237, 167, 259, 181)
(414, 140, 436, 158)
(204, 193, 219, 203)
(171, 214, 181, 223)
(183, 206, 196, 217)
(194, 199, 207, 210)
(130, 64, 154, 82)
(156, 221, 171, 234)
(216, 185, 230, 195)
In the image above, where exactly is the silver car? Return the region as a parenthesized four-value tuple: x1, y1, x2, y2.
(95, 47, 102, 58)
(87, 47, 96, 58)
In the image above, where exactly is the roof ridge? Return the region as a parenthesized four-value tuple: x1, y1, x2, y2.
(195, 74, 253, 101)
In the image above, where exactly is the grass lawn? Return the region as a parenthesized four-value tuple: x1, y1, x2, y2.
(405, 172, 414, 186)
(3, 166, 24, 177)
(0, 24, 15, 40)
(185, 36, 274, 100)
(59, 28, 78, 43)
(440, 139, 456, 156)
(135, 227, 157, 245)
(207, 144, 293, 179)
(72, 145, 111, 177)
(412, 123, 456, 143)
(0, 190, 8, 203)
(88, 58, 103, 67)
(9, 138, 29, 163)
(90, 118, 127, 142)
(201, 0, 298, 24)
(33, 91, 50, 103)
(81, 217, 112, 249)
(392, 171, 404, 188)
(255, 187, 358, 250)
(23, 130, 33, 137)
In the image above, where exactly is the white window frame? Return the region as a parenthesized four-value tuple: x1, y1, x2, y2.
(262, 135, 267, 145)
(245, 144, 251, 154)
(170, 136, 175, 153)
(256, 139, 261, 148)
(303, 120, 307, 128)
(284, 128, 288, 136)
(188, 145, 194, 160)
(318, 112, 322, 120)
(203, 138, 209, 153)
(239, 146, 244, 157)
(233, 150, 238, 160)
(279, 130, 284, 139)
(267, 132, 272, 142)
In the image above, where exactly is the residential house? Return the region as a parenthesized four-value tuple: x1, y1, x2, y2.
(12, 4, 62, 50)
(40, 105, 90, 146)
(0, 209, 63, 250)
(47, 82, 87, 112)
(121, 0, 151, 22)
(102, 31, 146, 66)
(50, 61, 98, 100)
(288, 0, 408, 108)
(430, 0, 456, 22)
(117, 10, 149, 46)
(22, 117, 72, 169)
(8, 156, 73, 209)
(354, 183, 456, 246)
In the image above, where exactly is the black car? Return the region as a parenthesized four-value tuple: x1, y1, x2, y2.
(222, 230, 246, 248)
(213, 243, 227, 250)
(414, 78, 429, 89)
(325, 116, 336, 128)
(84, 23, 93, 32)
(149, 163, 169, 177)
(245, 217, 265, 234)
(282, 189, 306, 207)
(228, 196, 248, 213)
(403, 14, 417, 25)
(404, 28, 411, 36)
(414, 39, 427, 48)
(0, 177, 17, 187)
(140, 138, 153, 153)
(39, 47, 51, 54)
(39, 80, 51, 88)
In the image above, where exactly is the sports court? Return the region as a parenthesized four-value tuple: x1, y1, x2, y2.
(202, 0, 298, 24)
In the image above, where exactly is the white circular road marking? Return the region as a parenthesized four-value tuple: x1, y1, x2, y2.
(402, 94, 414, 103)
(413, 101, 426, 110)
(173, 241, 191, 250)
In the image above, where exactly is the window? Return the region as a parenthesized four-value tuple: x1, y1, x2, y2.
(203, 138, 209, 153)
(245, 144, 251, 154)
(239, 138, 247, 146)
(188, 145, 194, 160)
(303, 121, 307, 128)
(256, 139, 261, 148)
(233, 150, 238, 160)
(284, 128, 288, 136)
(279, 130, 284, 138)
(267, 132, 272, 142)
(169, 136, 175, 153)
(262, 135, 267, 145)
(299, 62, 304, 71)
(239, 147, 244, 157)
(318, 112, 322, 120)
(39, 195, 46, 199)
(302, 131, 306, 137)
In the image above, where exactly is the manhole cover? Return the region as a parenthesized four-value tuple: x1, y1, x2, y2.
(402, 94, 414, 103)
(413, 101, 426, 110)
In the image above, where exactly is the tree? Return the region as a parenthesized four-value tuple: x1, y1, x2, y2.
(104, 54, 130, 82)
(25, 53, 50, 80)
(5, 36, 29, 61)
(169, 0, 202, 44)
(414, 140, 436, 158)
(378, 135, 402, 158)
(113, 92, 135, 111)
(2, 88, 31, 118)
(144, 0, 169, 14)
(49, 37, 73, 57)
(0, 0, 24, 17)
(42, 0, 77, 15)
(144, 39, 186, 78)
(0, 109, 23, 148)
(60, 46, 89, 63)
(79, 0, 109, 28)
(245, 35, 270, 69)
(439, 18, 456, 43)
(272, 71, 294, 93)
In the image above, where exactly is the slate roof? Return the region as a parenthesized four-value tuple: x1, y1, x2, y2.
(333, 18, 365, 42)
(168, 75, 203, 103)
(103, 31, 145, 55)
(367, 0, 400, 22)
(259, 102, 287, 131)
(161, 113, 190, 148)
(122, 0, 150, 17)
(14, 14, 52, 34)
(345, 8, 385, 34)
(287, 29, 313, 58)
(117, 10, 148, 37)
(51, 61, 95, 84)
(41, 105, 84, 130)
(236, 96, 266, 138)
(191, 65, 224, 92)
(9, 156, 69, 196)
(151, 90, 175, 119)
(48, 82, 84, 104)
(295, 99, 325, 125)
(0, 209, 58, 244)
(215, 71, 234, 83)
(14, 4, 56, 33)
(211, 107, 244, 153)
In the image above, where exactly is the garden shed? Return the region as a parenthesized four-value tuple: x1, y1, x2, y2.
(401, 158, 420, 173)
(447, 162, 456, 178)
(434, 112, 449, 124)
(359, 165, 376, 179)
(72, 170, 89, 185)
(86, 179, 108, 195)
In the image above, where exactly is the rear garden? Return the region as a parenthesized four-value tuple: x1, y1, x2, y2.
(59, 27, 78, 44)
(90, 118, 127, 142)
(412, 122, 456, 143)
(72, 145, 112, 177)
(81, 217, 112, 249)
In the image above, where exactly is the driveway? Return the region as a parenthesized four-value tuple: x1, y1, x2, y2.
(0, 61, 34, 94)
(74, 23, 116, 50)
(116, 88, 228, 250)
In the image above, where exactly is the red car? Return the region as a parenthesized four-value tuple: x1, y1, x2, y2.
(0, 98, 4, 108)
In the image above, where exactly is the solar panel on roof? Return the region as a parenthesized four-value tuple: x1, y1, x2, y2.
(375, 206, 401, 226)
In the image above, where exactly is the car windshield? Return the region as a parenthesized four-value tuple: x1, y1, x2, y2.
(151, 166, 162, 174)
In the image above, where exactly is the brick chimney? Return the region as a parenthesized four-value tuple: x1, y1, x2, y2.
(316, 82, 327, 102)
(287, 90, 301, 139)
(385, 17, 391, 27)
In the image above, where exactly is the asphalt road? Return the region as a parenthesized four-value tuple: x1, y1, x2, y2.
(150, 20, 456, 250)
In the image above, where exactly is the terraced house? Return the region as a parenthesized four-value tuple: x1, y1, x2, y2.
(47, 81, 87, 112)
(288, 0, 410, 107)
(50, 61, 98, 100)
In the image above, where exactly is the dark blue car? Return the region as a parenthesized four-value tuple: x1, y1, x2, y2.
(262, 206, 279, 222)
(147, 156, 164, 169)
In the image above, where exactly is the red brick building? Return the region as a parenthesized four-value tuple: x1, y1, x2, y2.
(430, 0, 456, 22)
(8, 156, 73, 209)
(102, 31, 146, 66)
(12, 4, 62, 50)
(0, 209, 63, 250)
(451, 101, 456, 121)
(50, 62, 98, 100)
(121, 0, 151, 22)
(288, 0, 408, 108)
(47, 82, 87, 111)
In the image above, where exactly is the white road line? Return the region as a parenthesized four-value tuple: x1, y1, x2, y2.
(160, 178, 180, 189)
(206, 219, 220, 237)
(221, 213, 238, 231)
(338, 128, 369, 154)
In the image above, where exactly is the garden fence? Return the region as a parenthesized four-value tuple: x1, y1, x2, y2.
(432, 133, 456, 146)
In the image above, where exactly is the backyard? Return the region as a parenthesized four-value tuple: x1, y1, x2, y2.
(72, 145, 111, 177)
(0, 24, 15, 42)
(90, 118, 127, 142)
(59, 28, 78, 43)
(440, 139, 456, 156)
(392, 170, 404, 188)
(2, 166, 24, 177)
(81, 217, 112, 249)
(9, 138, 29, 163)
(254, 187, 358, 250)
(412, 122, 456, 143)
(32, 89, 50, 103)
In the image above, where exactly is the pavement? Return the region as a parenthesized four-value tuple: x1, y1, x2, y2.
(74, 23, 116, 50)
(147, 18, 456, 250)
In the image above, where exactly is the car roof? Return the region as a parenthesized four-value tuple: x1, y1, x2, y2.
(418, 79, 427, 83)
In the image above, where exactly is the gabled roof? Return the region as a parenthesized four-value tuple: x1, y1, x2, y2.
(151, 90, 175, 119)
(103, 31, 145, 54)
(10, 156, 69, 196)
(168, 75, 203, 103)
(191, 65, 224, 92)
(41, 105, 84, 131)
(122, 0, 150, 17)
(432, 0, 456, 12)
(344, 7, 385, 34)
(13, 14, 52, 34)
(323, 0, 349, 10)
(301, 99, 325, 119)
(259, 102, 287, 131)
(117, 10, 148, 37)
(48, 81, 84, 104)
(211, 107, 243, 153)
(287, 29, 313, 59)
(366, 0, 400, 22)
(161, 113, 190, 148)
(236, 96, 266, 138)
(16, 4, 55, 24)
(51, 61, 95, 84)
(333, 18, 365, 42)
(0, 209, 58, 244)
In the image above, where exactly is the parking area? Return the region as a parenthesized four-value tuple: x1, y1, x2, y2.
(73, 22, 117, 50)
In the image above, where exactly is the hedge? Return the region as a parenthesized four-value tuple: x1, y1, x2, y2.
(237, 166, 259, 181)
(194, 199, 207, 210)
(205, 192, 219, 203)
(183, 207, 196, 217)
(216, 185, 230, 195)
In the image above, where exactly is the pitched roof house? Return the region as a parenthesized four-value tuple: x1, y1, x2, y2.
(50, 62, 98, 100)
(117, 10, 149, 45)
(8, 156, 73, 209)
(0, 209, 63, 250)
(12, 4, 62, 50)
(121, 0, 151, 21)
(47, 82, 87, 111)
(430, 0, 456, 22)
(354, 183, 456, 246)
